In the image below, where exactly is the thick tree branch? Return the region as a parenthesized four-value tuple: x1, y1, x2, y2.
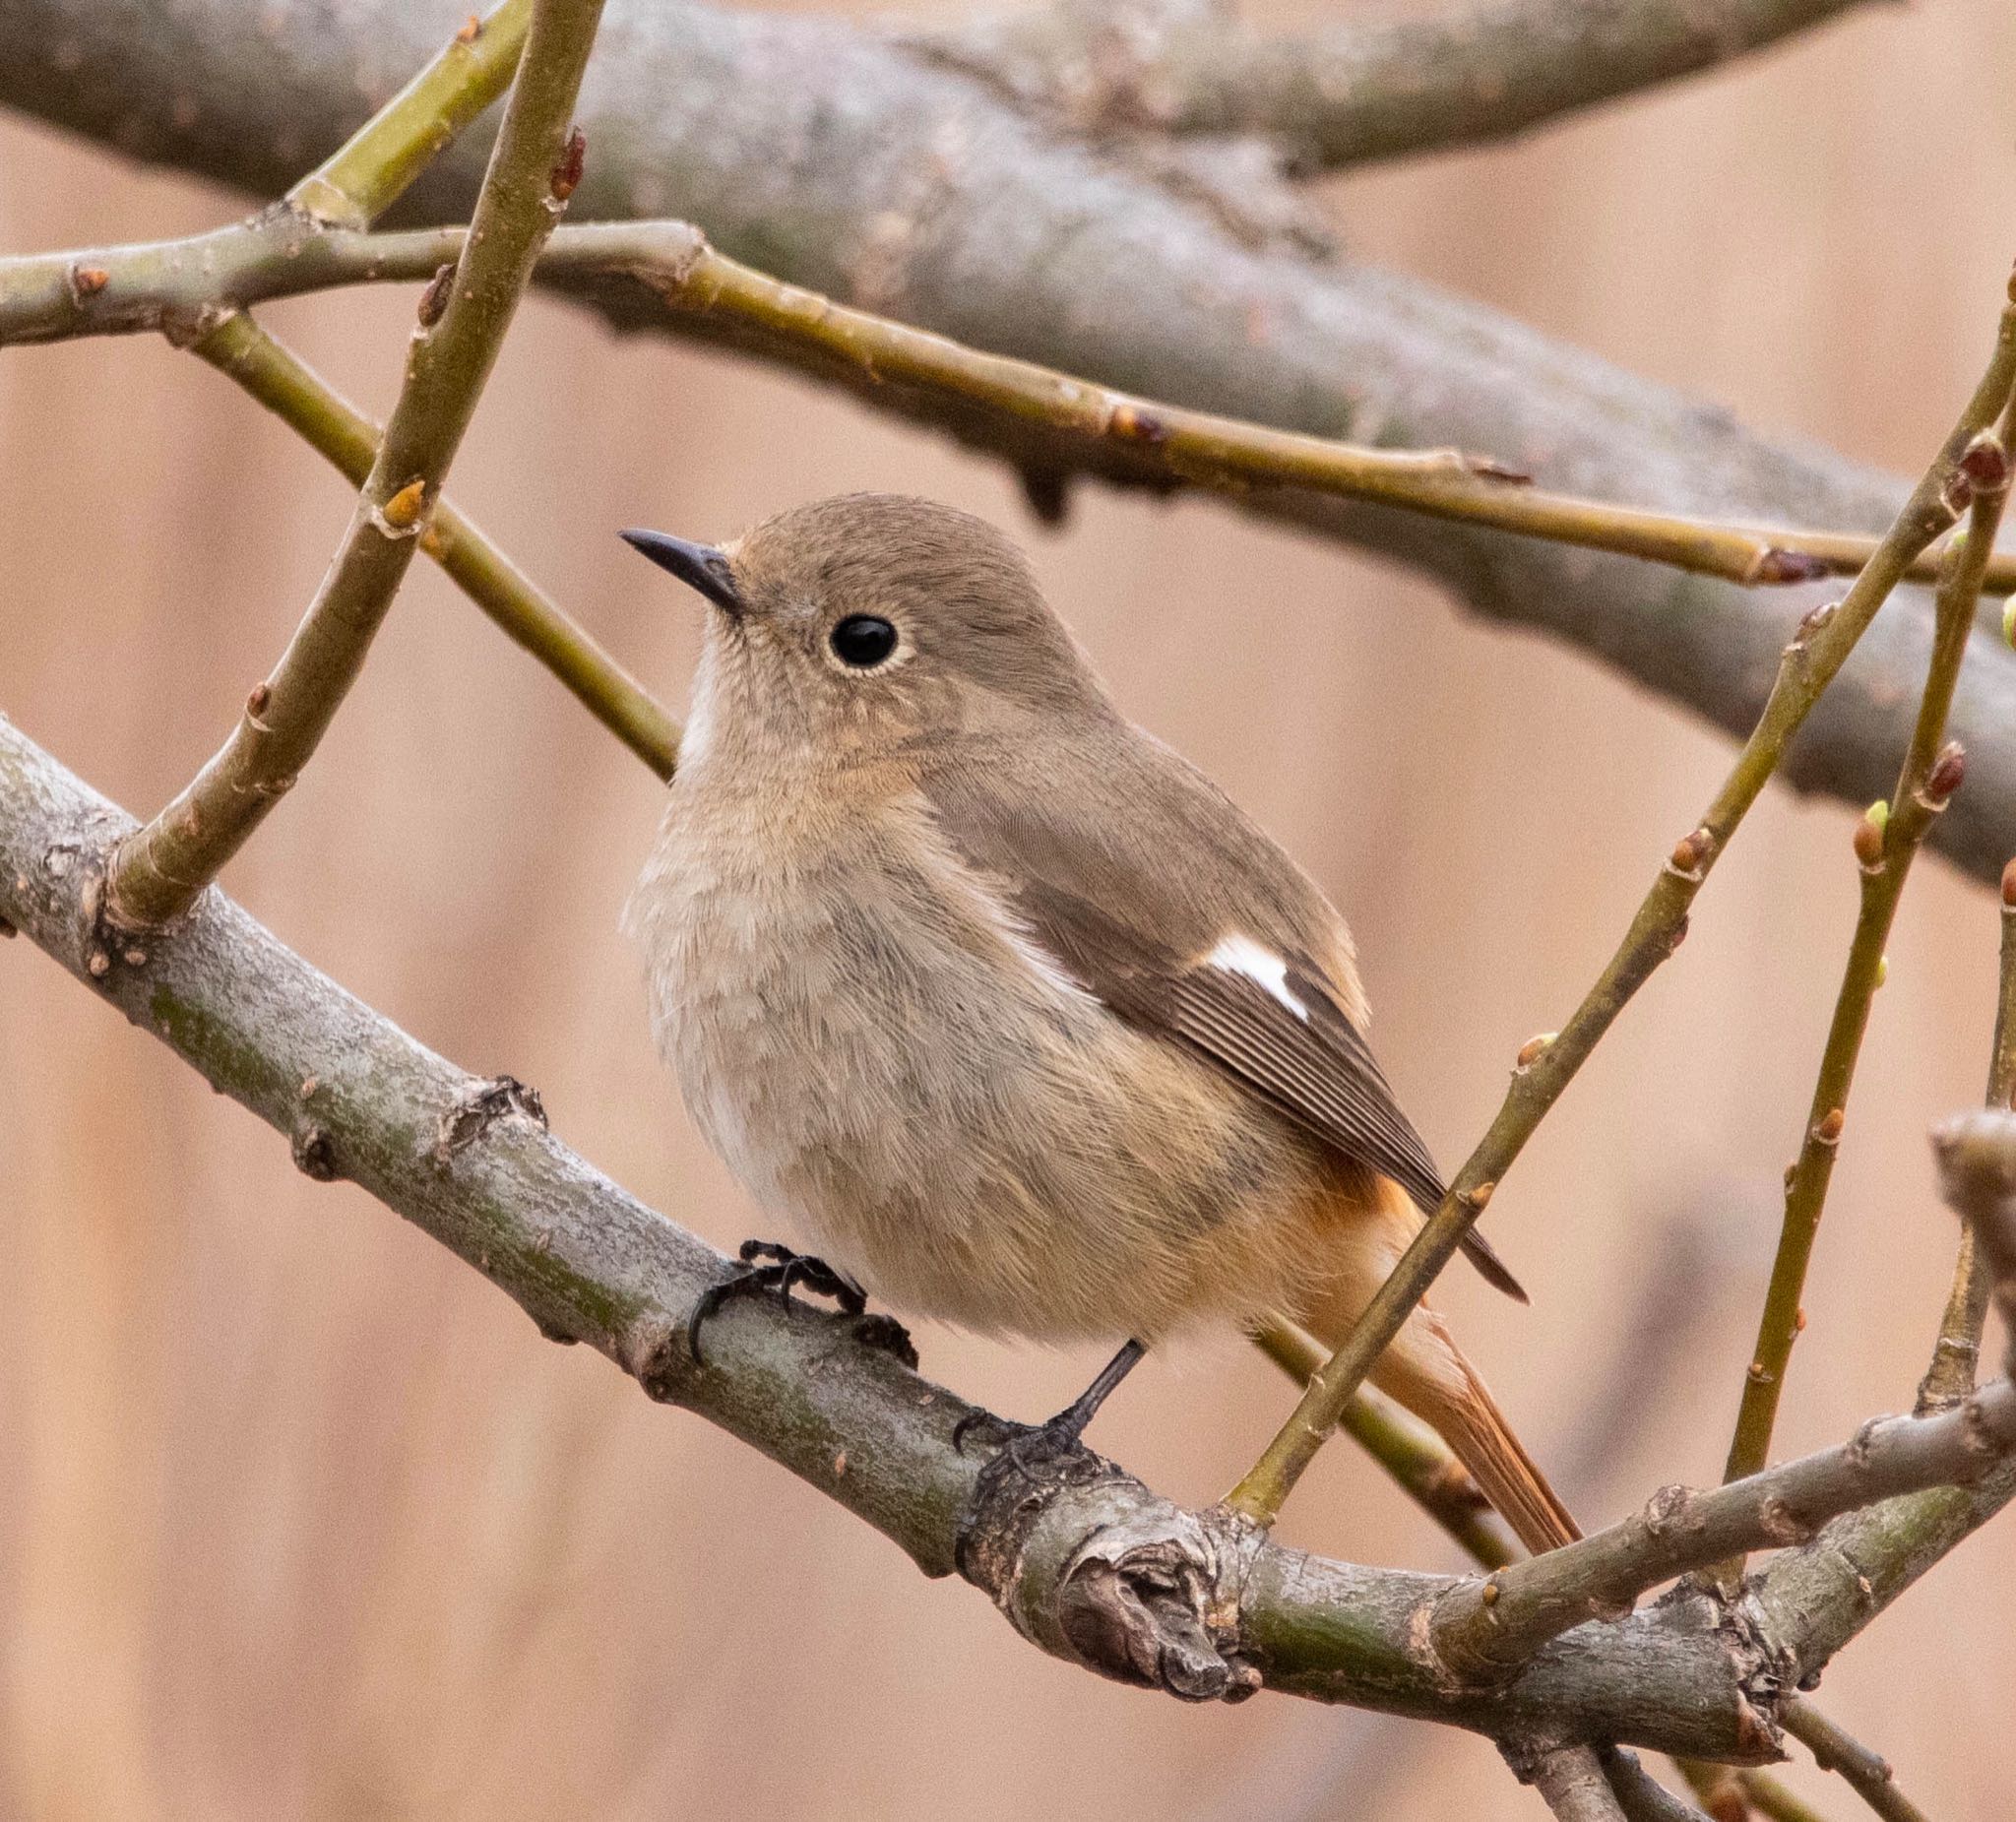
(901, 0, 1881, 172)
(12, 2, 2016, 891)
(1426, 1376, 2016, 1681)
(0, 710, 1813, 1761)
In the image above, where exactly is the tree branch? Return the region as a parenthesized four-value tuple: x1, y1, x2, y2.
(287, 1, 532, 227)
(13, 2, 2016, 892)
(1224, 304, 2016, 1530)
(101, 0, 606, 928)
(900, 0, 1881, 172)
(1426, 1375, 2016, 1681)
(192, 310, 679, 780)
(1779, 1701, 1929, 1822)
(1717, 425, 2015, 1549)
(12, 217, 2011, 602)
(1526, 1743, 1628, 1821)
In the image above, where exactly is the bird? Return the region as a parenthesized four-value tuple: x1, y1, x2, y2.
(620, 492, 1577, 1553)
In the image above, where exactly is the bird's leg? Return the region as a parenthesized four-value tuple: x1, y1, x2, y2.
(686, 1239, 914, 1366)
(955, 1338, 1147, 1461)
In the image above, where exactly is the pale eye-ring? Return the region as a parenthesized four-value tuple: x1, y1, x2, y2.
(829, 614, 898, 668)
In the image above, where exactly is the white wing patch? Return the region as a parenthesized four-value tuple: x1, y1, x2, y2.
(1206, 933, 1309, 1022)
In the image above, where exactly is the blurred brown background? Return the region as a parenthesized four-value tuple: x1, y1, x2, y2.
(5, 1, 2016, 1816)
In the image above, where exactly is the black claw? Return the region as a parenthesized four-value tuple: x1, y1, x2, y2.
(686, 1239, 884, 1366)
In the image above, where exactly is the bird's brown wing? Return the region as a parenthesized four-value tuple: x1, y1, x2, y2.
(921, 746, 1526, 1302)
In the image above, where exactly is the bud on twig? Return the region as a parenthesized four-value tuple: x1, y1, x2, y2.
(1853, 801, 1888, 871)
(1755, 547, 1829, 585)
(382, 478, 428, 531)
(1515, 1033, 1556, 1070)
(2002, 857, 2016, 910)
(416, 262, 455, 327)
(1923, 741, 1966, 807)
(550, 126, 587, 203)
(1960, 432, 2011, 496)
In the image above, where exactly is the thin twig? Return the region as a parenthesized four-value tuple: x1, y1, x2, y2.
(1529, 1744, 1629, 1821)
(1715, 416, 2016, 1573)
(103, 0, 607, 928)
(1424, 1373, 2016, 1679)
(1780, 1700, 1930, 1822)
(1916, 856, 2016, 1413)
(5, 218, 2013, 598)
(1734, 1770, 1837, 1822)
(287, 0, 532, 227)
(191, 311, 678, 780)
(1221, 284, 2016, 1532)
(1603, 1751, 1716, 1822)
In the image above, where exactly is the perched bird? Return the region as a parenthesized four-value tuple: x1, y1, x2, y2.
(622, 494, 1576, 1552)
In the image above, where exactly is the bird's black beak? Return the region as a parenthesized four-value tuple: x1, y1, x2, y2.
(620, 529, 742, 617)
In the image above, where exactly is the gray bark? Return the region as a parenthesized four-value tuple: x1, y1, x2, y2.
(6, 0, 2016, 890)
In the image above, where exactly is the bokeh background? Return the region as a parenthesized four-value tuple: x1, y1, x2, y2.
(6, 1, 2016, 1815)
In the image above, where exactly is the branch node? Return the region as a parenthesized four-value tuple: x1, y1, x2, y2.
(956, 1444, 1263, 1703)
(291, 1122, 339, 1180)
(437, 1072, 548, 1157)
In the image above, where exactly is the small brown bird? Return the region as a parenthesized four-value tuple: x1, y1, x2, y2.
(623, 494, 1576, 1552)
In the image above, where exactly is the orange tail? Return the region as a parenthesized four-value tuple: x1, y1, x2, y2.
(1298, 1181, 1579, 1555)
(1399, 1347, 1580, 1555)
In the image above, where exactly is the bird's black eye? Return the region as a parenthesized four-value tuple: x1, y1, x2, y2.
(829, 614, 898, 668)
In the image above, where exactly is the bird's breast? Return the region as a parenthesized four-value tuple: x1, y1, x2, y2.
(627, 773, 1322, 1338)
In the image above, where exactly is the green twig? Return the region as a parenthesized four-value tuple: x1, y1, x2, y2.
(1715, 417, 2016, 1571)
(104, 0, 607, 928)
(1223, 283, 2016, 1531)
(288, 0, 533, 227)
(1254, 1316, 1518, 1568)
(5, 219, 2015, 597)
(192, 311, 677, 780)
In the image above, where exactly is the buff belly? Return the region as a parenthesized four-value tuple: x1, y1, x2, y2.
(630, 787, 1346, 1343)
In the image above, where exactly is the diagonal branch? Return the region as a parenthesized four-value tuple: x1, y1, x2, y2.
(1224, 295, 2016, 1530)
(288, 0, 532, 227)
(1424, 1373, 2016, 1680)
(1779, 1701, 1930, 1822)
(15, 3, 2016, 892)
(902, 0, 1881, 172)
(102, 0, 606, 928)
(191, 310, 679, 780)
(1717, 421, 2016, 1542)
(1525, 1744, 1628, 1821)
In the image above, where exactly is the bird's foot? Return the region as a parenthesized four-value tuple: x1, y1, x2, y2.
(687, 1239, 914, 1367)
(951, 1338, 1147, 1475)
(951, 1408, 1098, 1482)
